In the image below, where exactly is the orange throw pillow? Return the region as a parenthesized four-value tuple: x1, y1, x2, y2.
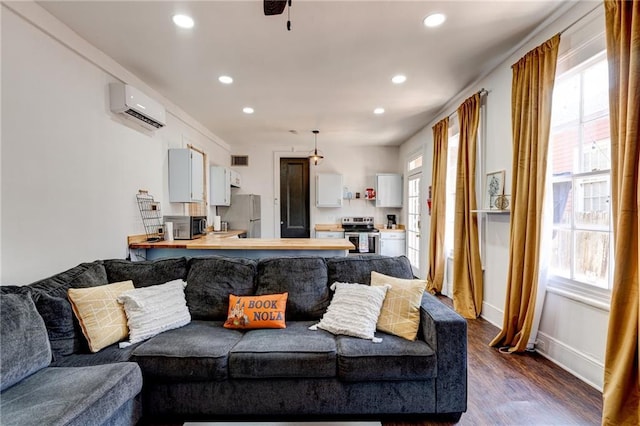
(224, 293, 288, 329)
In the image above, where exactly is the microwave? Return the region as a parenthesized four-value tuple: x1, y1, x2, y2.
(163, 215, 207, 240)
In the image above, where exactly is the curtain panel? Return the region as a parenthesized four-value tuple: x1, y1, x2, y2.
(602, 0, 640, 424)
(452, 93, 483, 319)
(490, 34, 560, 352)
(427, 117, 449, 294)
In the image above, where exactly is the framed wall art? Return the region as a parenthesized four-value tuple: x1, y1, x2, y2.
(485, 170, 505, 209)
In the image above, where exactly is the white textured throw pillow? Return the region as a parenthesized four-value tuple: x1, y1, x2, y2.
(310, 282, 390, 342)
(117, 279, 191, 346)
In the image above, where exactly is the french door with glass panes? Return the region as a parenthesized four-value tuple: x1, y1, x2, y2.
(407, 174, 422, 275)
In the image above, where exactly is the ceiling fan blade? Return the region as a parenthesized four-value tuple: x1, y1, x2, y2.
(264, 0, 287, 15)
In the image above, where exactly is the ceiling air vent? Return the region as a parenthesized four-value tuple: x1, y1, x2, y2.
(231, 155, 249, 166)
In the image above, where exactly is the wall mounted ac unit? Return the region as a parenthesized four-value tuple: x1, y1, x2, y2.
(109, 83, 166, 130)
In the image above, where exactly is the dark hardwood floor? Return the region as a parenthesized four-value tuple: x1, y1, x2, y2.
(388, 296, 603, 426)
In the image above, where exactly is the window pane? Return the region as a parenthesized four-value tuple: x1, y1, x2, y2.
(408, 156, 423, 171)
(574, 175, 610, 228)
(551, 127, 580, 176)
(552, 179, 573, 226)
(551, 74, 580, 127)
(574, 230, 610, 288)
(583, 59, 609, 118)
(580, 116, 611, 173)
(551, 229, 572, 279)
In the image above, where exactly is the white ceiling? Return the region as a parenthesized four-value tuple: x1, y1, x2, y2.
(37, 0, 567, 148)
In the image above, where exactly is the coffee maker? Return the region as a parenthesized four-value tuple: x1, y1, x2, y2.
(386, 214, 397, 229)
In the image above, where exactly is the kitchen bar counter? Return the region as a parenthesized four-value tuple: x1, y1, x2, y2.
(128, 232, 355, 260)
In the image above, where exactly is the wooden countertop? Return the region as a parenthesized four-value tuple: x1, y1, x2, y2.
(314, 224, 344, 232)
(129, 232, 354, 251)
(128, 230, 245, 249)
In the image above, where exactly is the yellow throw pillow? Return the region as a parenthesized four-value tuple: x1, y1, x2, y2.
(370, 271, 426, 341)
(68, 280, 134, 352)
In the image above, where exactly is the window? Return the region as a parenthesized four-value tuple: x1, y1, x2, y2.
(444, 131, 460, 257)
(549, 51, 612, 291)
(408, 155, 423, 172)
(407, 174, 421, 270)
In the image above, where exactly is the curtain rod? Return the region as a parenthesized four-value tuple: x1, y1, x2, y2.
(558, 2, 602, 36)
(446, 88, 488, 120)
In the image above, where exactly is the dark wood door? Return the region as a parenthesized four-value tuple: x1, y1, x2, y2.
(280, 158, 310, 238)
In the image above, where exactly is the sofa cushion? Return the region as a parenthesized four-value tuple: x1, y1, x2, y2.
(132, 321, 243, 382)
(68, 281, 134, 353)
(255, 257, 329, 320)
(0, 363, 142, 426)
(104, 257, 188, 288)
(336, 333, 436, 381)
(224, 293, 287, 329)
(0, 291, 51, 391)
(229, 321, 336, 379)
(118, 280, 191, 345)
(50, 341, 142, 367)
(29, 261, 108, 358)
(186, 256, 257, 320)
(326, 255, 414, 285)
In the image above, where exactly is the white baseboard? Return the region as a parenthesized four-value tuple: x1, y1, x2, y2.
(535, 331, 604, 391)
(480, 300, 504, 328)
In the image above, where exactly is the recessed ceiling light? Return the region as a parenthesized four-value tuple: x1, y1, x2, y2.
(172, 14, 194, 29)
(391, 75, 407, 84)
(374, 107, 385, 115)
(243, 107, 254, 114)
(218, 75, 233, 84)
(423, 13, 446, 28)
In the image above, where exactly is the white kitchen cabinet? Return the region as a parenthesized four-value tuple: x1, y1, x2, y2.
(380, 231, 406, 256)
(315, 230, 345, 239)
(210, 166, 231, 206)
(375, 173, 403, 208)
(168, 148, 204, 203)
(316, 173, 343, 208)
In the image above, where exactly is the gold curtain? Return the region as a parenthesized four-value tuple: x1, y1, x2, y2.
(452, 94, 483, 319)
(490, 34, 560, 352)
(602, 0, 640, 424)
(427, 118, 449, 294)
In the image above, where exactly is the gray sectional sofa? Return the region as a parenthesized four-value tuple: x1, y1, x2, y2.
(0, 255, 467, 424)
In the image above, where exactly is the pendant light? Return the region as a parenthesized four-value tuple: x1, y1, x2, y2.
(308, 129, 324, 166)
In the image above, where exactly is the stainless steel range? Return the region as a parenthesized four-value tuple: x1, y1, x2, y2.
(342, 217, 380, 255)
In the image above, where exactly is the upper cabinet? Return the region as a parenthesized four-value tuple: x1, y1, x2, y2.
(168, 148, 204, 203)
(375, 173, 403, 208)
(210, 166, 231, 206)
(316, 173, 343, 208)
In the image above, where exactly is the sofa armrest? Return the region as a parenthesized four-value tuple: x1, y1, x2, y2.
(419, 293, 467, 414)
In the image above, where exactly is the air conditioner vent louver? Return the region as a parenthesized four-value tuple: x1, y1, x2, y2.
(125, 109, 164, 129)
(231, 155, 249, 166)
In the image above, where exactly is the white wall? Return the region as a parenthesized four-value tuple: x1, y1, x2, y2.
(399, 1, 608, 390)
(1, 4, 230, 285)
(230, 142, 401, 238)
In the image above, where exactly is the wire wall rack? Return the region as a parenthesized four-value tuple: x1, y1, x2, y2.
(136, 190, 164, 242)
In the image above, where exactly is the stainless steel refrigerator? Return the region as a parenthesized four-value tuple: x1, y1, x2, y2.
(218, 194, 261, 238)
